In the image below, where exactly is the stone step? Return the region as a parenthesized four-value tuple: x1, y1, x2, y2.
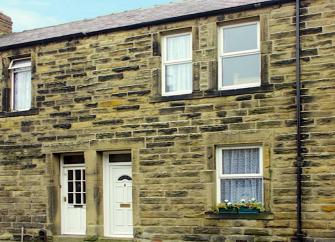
(53, 236, 133, 242)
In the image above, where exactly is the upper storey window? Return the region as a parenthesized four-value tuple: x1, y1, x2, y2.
(8, 58, 32, 111)
(162, 33, 192, 96)
(218, 22, 260, 90)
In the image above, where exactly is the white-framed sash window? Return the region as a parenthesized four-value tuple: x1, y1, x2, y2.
(216, 146, 263, 203)
(8, 58, 32, 111)
(162, 32, 192, 96)
(218, 22, 261, 90)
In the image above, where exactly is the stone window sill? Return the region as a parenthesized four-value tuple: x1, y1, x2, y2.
(205, 211, 273, 220)
(150, 84, 273, 103)
(0, 108, 39, 118)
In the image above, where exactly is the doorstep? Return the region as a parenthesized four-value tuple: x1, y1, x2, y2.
(53, 235, 86, 242)
(99, 238, 133, 242)
(53, 235, 133, 242)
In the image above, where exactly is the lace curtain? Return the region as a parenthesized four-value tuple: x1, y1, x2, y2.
(220, 148, 262, 203)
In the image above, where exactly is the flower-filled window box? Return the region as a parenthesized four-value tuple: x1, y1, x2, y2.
(216, 199, 264, 214)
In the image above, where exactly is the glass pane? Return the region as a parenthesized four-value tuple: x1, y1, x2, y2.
(83, 181, 86, 193)
(76, 193, 81, 204)
(222, 148, 260, 174)
(75, 182, 81, 192)
(83, 193, 86, 204)
(75, 170, 81, 180)
(109, 154, 131, 163)
(221, 178, 262, 203)
(222, 54, 260, 87)
(165, 63, 192, 93)
(68, 182, 73, 192)
(68, 193, 73, 204)
(223, 23, 258, 53)
(166, 34, 191, 61)
(11, 59, 31, 69)
(83, 170, 85, 180)
(63, 155, 84, 165)
(13, 70, 31, 111)
(68, 170, 73, 180)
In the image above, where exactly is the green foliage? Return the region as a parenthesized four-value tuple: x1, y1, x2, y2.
(216, 198, 265, 212)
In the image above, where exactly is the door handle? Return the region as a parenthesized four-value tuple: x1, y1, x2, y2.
(63, 197, 67, 202)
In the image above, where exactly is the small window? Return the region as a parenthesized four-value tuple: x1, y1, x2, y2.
(216, 146, 263, 203)
(8, 58, 32, 111)
(218, 22, 260, 90)
(109, 153, 131, 163)
(162, 33, 192, 96)
(63, 154, 85, 165)
(67, 168, 86, 205)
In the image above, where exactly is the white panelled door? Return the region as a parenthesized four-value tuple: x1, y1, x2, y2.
(104, 153, 133, 238)
(61, 155, 86, 235)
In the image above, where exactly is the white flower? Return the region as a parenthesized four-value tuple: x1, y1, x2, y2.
(224, 199, 229, 203)
(240, 199, 246, 203)
(251, 198, 256, 202)
(227, 202, 232, 206)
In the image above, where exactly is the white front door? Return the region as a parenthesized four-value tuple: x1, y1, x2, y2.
(104, 153, 133, 237)
(61, 155, 86, 235)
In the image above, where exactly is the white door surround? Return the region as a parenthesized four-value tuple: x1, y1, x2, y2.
(103, 152, 133, 238)
(60, 154, 86, 235)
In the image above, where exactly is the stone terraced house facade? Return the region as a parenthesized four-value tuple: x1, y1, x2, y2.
(0, 0, 334, 241)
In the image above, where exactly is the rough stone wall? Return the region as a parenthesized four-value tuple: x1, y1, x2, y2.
(0, 0, 333, 241)
(0, 12, 12, 35)
(299, 0, 335, 240)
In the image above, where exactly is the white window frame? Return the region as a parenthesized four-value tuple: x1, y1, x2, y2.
(216, 146, 264, 204)
(218, 21, 261, 91)
(161, 32, 193, 96)
(8, 58, 32, 112)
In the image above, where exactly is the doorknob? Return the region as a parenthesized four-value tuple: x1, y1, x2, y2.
(63, 197, 67, 202)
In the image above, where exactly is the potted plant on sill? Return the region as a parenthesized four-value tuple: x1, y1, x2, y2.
(237, 198, 264, 214)
(216, 200, 238, 214)
(216, 198, 264, 214)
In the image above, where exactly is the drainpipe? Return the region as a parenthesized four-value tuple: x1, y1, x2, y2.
(295, 0, 303, 241)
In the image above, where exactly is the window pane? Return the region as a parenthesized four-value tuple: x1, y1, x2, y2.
(221, 178, 262, 203)
(68, 182, 73, 192)
(223, 23, 258, 53)
(223, 148, 260, 174)
(11, 59, 31, 69)
(68, 170, 73, 180)
(222, 54, 260, 87)
(76, 193, 81, 204)
(109, 153, 131, 163)
(75, 170, 81, 180)
(68, 193, 74, 204)
(165, 63, 192, 93)
(166, 34, 191, 61)
(13, 70, 31, 111)
(63, 155, 85, 165)
(75, 181, 81, 193)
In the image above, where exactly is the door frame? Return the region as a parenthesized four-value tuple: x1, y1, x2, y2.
(60, 154, 86, 235)
(103, 152, 133, 238)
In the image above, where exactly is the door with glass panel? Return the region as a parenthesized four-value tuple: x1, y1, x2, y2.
(61, 154, 86, 235)
(103, 152, 133, 238)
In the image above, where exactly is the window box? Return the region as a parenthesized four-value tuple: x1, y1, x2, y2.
(238, 207, 260, 214)
(218, 207, 238, 214)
